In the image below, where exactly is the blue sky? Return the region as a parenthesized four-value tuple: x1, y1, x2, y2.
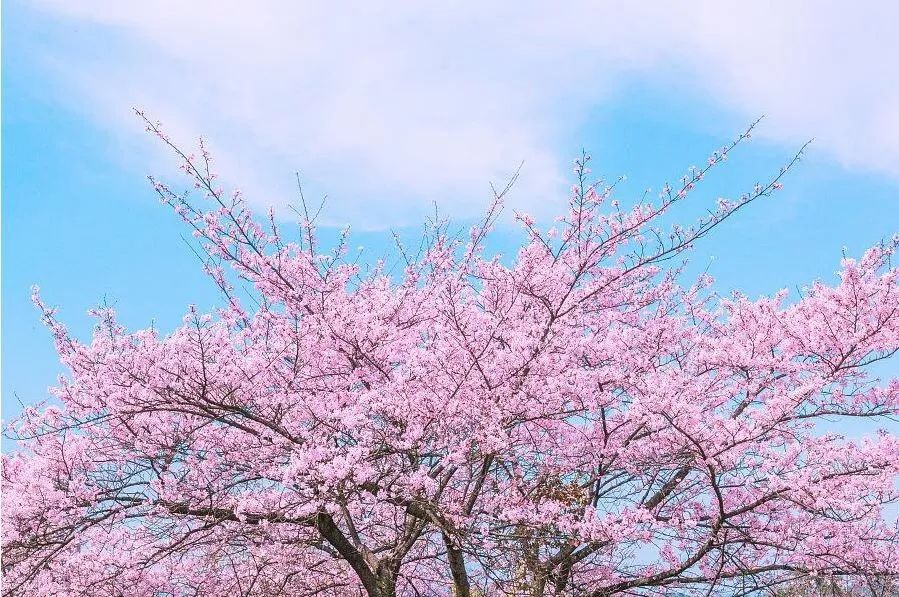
(4, 1, 899, 430)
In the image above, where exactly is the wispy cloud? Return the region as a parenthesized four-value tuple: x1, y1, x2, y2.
(26, 1, 899, 227)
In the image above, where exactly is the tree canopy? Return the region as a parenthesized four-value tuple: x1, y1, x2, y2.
(4, 117, 899, 596)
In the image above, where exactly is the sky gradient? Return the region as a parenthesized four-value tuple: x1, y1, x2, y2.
(4, 1, 899, 433)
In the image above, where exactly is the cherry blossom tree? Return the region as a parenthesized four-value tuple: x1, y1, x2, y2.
(4, 115, 899, 596)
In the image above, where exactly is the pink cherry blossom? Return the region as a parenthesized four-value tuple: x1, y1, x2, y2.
(3, 116, 898, 596)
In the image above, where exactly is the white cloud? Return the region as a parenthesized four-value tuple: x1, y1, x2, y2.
(25, 0, 899, 227)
